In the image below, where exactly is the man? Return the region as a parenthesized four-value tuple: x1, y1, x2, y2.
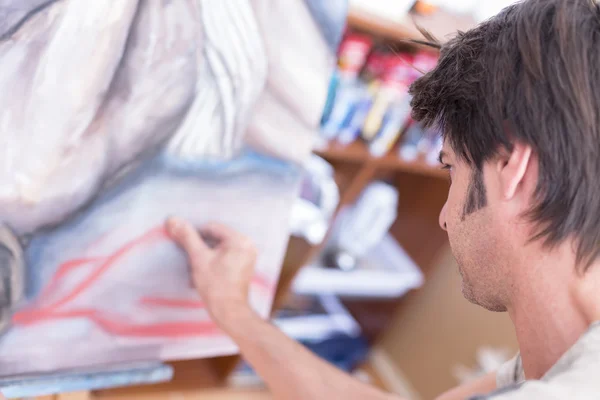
(166, 0, 600, 398)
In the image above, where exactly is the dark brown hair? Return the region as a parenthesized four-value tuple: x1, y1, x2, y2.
(410, 0, 600, 268)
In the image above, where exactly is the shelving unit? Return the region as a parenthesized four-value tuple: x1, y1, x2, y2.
(280, 3, 471, 347)
(301, 139, 449, 342)
(292, 234, 424, 298)
(315, 140, 447, 179)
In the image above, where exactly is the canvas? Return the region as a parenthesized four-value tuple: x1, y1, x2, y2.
(0, 0, 347, 377)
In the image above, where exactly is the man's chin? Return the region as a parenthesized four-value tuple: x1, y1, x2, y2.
(461, 283, 508, 312)
(460, 280, 476, 303)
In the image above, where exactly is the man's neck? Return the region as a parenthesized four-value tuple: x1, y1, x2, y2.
(507, 247, 598, 380)
(509, 288, 588, 380)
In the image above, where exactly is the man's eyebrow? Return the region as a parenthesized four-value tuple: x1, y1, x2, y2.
(438, 151, 447, 165)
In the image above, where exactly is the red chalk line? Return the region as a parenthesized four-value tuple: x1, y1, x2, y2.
(13, 225, 274, 338)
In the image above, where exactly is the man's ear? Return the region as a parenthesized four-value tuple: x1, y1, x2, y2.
(497, 141, 533, 201)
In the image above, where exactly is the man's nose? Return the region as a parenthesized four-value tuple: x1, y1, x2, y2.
(439, 202, 448, 231)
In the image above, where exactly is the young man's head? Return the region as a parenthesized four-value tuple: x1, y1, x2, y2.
(410, 0, 600, 311)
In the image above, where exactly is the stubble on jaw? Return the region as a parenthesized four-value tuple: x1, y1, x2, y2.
(452, 210, 509, 312)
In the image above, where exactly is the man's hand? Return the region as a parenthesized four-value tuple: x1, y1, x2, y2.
(166, 217, 258, 330)
(166, 217, 404, 400)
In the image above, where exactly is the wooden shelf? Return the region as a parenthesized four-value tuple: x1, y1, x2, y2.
(93, 360, 222, 399)
(314, 141, 447, 180)
(347, 7, 476, 49)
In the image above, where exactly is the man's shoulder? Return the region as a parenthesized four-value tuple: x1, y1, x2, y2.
(469, 378, 599, 400)
(474, 322, 600, 399)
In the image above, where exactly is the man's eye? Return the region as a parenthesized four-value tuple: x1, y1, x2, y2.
(441, 164, 453, 182)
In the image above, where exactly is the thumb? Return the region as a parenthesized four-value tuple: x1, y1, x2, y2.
(166, 217, 211, 262)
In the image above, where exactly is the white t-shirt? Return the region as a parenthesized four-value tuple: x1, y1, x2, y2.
(470, 321, 600, 399)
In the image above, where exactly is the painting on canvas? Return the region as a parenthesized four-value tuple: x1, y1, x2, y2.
(0, 0, 347, 377)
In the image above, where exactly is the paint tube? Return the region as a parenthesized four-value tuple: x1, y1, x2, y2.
(369, 94, 412, 157)
(321, 33, 372, 140)
(361, 54, 412, 142)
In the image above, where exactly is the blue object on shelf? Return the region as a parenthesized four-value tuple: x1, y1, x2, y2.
(303, 334, 370, 372)
(321, 72, 341, 127)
